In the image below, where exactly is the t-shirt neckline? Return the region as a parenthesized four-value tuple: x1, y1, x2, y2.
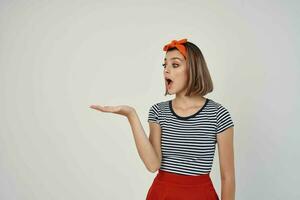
(169, 98, 209, 120)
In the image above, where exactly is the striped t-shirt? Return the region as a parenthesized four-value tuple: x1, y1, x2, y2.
(147, 98, 234, 176)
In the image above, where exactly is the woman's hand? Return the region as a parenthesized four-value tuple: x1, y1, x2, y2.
(89, 104, 135, 118)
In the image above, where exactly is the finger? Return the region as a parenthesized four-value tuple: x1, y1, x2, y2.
(89, 105, 104, 110)
(90, 105, 113, 113)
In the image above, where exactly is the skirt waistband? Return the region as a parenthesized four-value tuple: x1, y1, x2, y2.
(155, 169, 212, 186)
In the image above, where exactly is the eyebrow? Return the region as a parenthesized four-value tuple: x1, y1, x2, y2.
(164, 57, 183, 61)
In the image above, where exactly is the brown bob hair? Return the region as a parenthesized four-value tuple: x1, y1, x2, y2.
(164, 41, 214, 97)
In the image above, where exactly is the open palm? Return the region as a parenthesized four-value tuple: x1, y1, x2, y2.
(89, 104, 134, 117)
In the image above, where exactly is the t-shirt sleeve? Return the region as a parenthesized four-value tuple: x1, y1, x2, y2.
(148, 104, 160, 125)
(216, 105, 234, 134)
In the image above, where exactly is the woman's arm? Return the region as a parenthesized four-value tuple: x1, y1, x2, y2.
(217, 126, 236, 200)
(127, 109, 161, 172)
(89, 104, 161, 172)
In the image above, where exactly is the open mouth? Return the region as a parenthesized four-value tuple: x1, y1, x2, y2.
(165, 78, 173, 88)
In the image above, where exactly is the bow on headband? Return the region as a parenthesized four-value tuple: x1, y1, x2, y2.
(163, 38, 188, 59)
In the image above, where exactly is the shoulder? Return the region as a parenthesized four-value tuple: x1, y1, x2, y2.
(207, 98, 222, 111)
(149, 100, 169, 112)
(208, 98, 229, 109)
(148, 100, 169, 124)
(208, 99, 234, 133)
(207, 98, 232, 115)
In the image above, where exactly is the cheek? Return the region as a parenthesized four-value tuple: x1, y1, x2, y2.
(172, 67, 189, 86)
(176, 73, 189, 86)
(179, 69, 189, 81)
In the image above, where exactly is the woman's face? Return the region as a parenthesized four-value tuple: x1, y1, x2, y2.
(163, 49, 189, 95)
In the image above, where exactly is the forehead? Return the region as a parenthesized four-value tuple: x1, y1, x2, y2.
(164, 50, 185, 62)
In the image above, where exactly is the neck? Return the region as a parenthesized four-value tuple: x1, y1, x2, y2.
(173, 94, 207, 108)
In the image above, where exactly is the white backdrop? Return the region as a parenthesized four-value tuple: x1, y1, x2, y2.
(0, 0, 299, 199)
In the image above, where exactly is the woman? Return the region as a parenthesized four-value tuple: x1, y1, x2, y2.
(90, 38, 235, 200)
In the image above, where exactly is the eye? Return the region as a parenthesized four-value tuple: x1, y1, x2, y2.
(162, 63, 179, 68)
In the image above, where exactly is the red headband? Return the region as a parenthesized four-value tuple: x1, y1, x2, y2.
(163, 38, 188, 59)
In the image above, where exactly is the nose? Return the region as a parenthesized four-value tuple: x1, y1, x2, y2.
(164, 68, 169, 76)
(164, 64, 170, 73)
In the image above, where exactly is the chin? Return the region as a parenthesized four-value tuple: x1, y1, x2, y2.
(167, 90, 176, 95)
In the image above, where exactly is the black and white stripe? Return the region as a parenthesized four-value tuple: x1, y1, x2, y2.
(148, 98, 234, 176)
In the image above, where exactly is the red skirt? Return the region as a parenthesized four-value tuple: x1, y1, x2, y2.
(146, 169, 219, 200)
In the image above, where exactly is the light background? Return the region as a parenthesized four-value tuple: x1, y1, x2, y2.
(0, 0, 299, 199)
